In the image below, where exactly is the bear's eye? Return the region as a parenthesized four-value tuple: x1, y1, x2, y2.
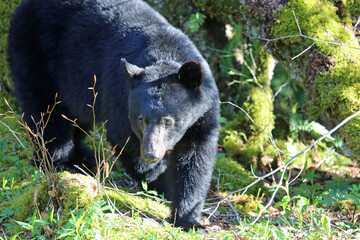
(137, 116, 145, 126)
(163, 118, 174, 127)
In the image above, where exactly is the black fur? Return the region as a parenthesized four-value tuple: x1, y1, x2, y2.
(8, 0, 219, 229)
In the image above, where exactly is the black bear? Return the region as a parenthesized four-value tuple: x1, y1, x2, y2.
(8, 0, 219, 229)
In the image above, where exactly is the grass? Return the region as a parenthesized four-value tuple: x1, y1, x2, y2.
(0, 91, 360, 239)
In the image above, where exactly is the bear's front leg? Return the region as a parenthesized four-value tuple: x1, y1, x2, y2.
(170, 129, 218, 230)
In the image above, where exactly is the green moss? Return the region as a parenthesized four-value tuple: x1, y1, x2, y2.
(0, 0, 22, 91)
(105, 189, 170, 219)
(272, 0, 355, 57)
(57, 172, 104, 221)
(349, 0, 360, 15)
(214, 157, 265, 213)
(256, 47, 276, 85)
(194, 0, 245, 18)
(214, 157, 266, 195)
(57, 172, 171, 220)
(272, 0, 360, 158)
(221, 85, 275, 163)
(328, 0, 360, 17)
(0, 181, 49, 234)
(309, 56, 360, 158)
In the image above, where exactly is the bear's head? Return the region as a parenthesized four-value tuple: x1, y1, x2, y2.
(121, 58, 207, 164)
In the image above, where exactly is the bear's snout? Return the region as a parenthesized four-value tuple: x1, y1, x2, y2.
(140, 145, 166, 164)
(140, 125, 168, 164)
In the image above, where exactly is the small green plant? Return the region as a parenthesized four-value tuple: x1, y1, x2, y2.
(0, 177, 15, 203)
(320, 215, 332, 239)
(15, 208, 47, 239)
(348, 184, 360, 210)
(56, 200, 113, 239)
(140, 181, 159, 197)
(0, 208, 15, 226)
(289, 113, 345, 150)
(186, 12, 206, 33)
(294, 169, 323, 201)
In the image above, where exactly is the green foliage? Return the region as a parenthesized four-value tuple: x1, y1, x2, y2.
(214, 157, 266, 196)
(329, 0, 360, 17)
(145, 0, 226, 84)
(194, 0, 246, 19)
(319, 182, 360, 212)
(219, 24, 276, 165)
(0, 0, 22, 91)
(271, 0, 360, 158)
(56, 200, 112, 239)
(15, 208, 47, 239)
(272, 0, 353, 56)
(186, 12, 206, 33)
(289, 113, 345, 149)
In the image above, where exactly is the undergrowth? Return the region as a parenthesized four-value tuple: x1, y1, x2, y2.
(0, 72, 359, 240)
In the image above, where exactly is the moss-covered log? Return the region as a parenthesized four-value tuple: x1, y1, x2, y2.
(195, 0, 360, 159)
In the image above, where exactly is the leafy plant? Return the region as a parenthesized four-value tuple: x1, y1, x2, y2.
(56, 200, 112, 239)
(289, 113, 345, 150)
(294, 169, 324, 200)
(186, 12, 206, 33)
(140, 181, 159, 197)
(15, 209, 47, 239)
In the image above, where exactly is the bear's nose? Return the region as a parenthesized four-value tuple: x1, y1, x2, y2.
(143, 152, 159, 163)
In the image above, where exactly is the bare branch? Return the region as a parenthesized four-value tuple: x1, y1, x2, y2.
(273, 81, 289, 99)
(218, 100, 360, 224)
(293, 10, 302, 35)
(245, 10, 360, 54)
(290, 41, 316, 60)
(0, 120, 26, 149)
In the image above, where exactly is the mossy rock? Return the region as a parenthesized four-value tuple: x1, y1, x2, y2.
(56, 172, 104, 220)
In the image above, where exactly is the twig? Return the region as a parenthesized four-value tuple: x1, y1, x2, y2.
(246, 10, 360, 59)
(218, 101, 360, 223)
(273, 81, 289, 99)
(220, 101, 289, 157)
(346, 16, 360, 45)
(293, 10, 302, 35)
(0, 120, 25, 149)
(217, 169, 241, 223)
(315, 156, 333, 169)
(290, 42, 316, 60)
(288, 153, 306, 185)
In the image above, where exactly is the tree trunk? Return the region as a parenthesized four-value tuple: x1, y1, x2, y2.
(195, 0, 360, 159)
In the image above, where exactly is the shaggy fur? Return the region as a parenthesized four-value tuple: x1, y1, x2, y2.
(8, 0, 219, 228)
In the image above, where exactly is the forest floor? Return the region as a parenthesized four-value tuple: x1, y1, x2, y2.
(1, 93, 360, 239)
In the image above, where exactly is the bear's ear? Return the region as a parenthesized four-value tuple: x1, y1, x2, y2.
(178, 61, 203, 89)
(120, 58, 144, 86)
